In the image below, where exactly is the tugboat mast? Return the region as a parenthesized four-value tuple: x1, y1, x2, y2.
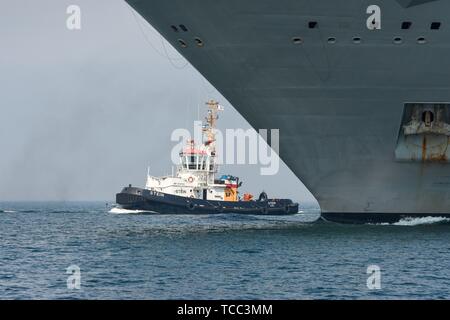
(203, 99, 222, 156)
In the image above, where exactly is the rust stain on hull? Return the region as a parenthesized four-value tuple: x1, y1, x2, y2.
(421, 135, 427, 162)
(420, 135, 448, 163)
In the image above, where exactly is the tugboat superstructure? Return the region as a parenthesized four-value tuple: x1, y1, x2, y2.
(145, 100, 237, 201)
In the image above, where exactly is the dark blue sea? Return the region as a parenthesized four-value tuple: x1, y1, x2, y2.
(1, 202, 450, 299)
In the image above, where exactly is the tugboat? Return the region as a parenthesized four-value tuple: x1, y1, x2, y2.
(115, 100, 299, 215)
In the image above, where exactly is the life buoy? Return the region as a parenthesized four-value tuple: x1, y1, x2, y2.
(188, 177, 194, 183)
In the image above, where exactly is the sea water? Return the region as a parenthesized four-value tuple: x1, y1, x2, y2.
(1, 201, 450, 299)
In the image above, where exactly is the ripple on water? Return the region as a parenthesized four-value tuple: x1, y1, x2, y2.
(1, 202, 450, 299)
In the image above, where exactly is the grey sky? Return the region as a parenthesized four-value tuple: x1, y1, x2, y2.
(0, 0, 316, 205)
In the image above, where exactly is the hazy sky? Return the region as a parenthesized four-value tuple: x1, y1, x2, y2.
(0, 0, 317, 204)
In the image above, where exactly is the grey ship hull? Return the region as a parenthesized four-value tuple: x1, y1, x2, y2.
(126, 0, 450, 223)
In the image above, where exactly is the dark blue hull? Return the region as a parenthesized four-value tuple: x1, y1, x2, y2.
(116, 187, 299, 215)
(321, 212, 450, 224)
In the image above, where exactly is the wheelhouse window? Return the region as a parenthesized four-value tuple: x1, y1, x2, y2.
(188, 155, 197, 170)
(200, 156, 207, 170)
(182, 153, 211, 171)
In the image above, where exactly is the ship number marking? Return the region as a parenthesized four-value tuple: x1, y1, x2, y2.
(366, 5, 381, 30)
(149, 190, 164, 197)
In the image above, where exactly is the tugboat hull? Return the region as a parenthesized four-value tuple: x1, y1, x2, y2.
(116, 187, 299, 215)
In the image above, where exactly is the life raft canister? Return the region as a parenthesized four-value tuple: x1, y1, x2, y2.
(258, 192, 268, 202)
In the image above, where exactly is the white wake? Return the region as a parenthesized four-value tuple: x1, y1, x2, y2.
(393, 216, 450, 226)
(109, 207, 149, 215)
